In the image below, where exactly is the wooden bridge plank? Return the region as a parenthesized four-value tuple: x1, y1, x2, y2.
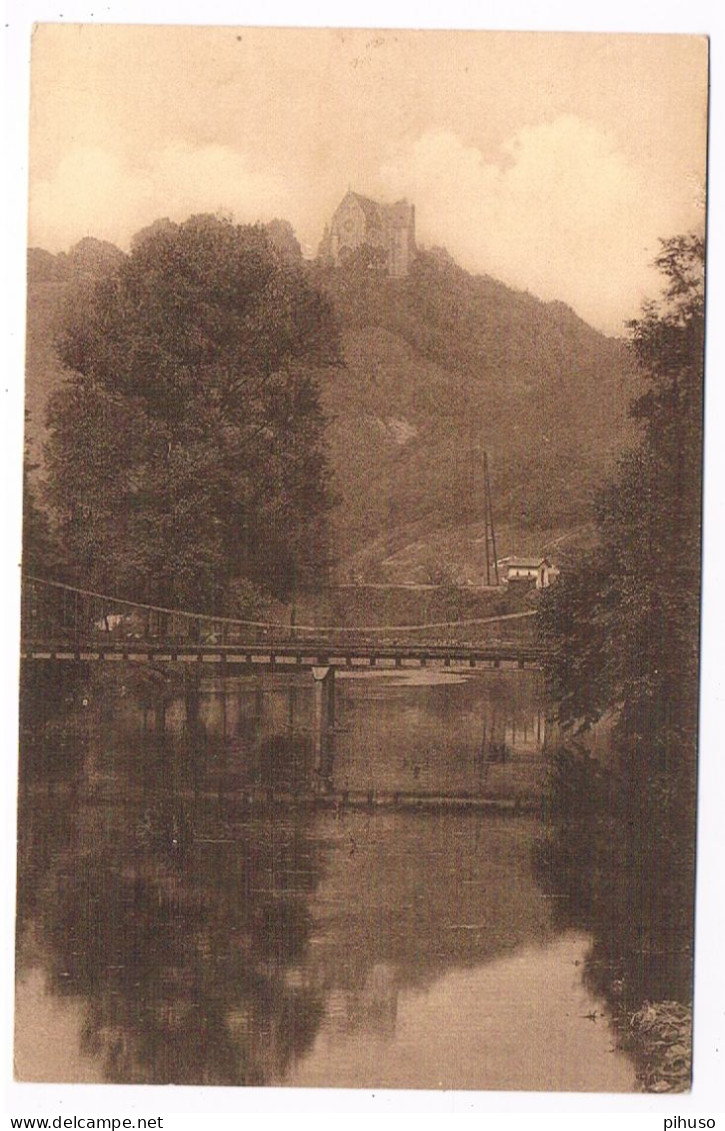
(20, 636, 546, 669)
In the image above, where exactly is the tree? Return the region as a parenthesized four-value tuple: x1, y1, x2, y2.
(541, 234, 704, 756)
(264, 219, 303, 263)
(45, 214, 342, 612)
(22, 413, 61, 578)
(539, 234, 704, 1002)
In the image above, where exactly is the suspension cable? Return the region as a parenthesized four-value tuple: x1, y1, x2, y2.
(22, 574, 537, 635)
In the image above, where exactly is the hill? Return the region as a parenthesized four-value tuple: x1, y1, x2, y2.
(313, 251, 637, 580)
(23, 236, 638, 585)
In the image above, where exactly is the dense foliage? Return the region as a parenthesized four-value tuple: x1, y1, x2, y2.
(539, 235, 704, 1016)
(44, 215, 341, 611)
(541, 235, 703, 757)
(22, 451, 58, 579)
(25, 234, 635, 584)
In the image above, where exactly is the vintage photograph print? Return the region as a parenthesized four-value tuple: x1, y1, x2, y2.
(16, 26, 707, 1091)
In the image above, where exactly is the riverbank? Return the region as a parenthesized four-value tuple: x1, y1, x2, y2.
(537, 743, 695, 1094)
(621, 1000, 693, 1093)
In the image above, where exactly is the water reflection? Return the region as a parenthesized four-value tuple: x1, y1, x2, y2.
(124, 667, 548, 801)
(287, 933, 634, 1092)
(15, 665, 635, 1089)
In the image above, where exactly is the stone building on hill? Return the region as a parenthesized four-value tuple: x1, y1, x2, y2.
(319, 191, 416, 277)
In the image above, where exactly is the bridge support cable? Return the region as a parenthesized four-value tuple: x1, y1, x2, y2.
(20, 575, 543, 666)
(22, 574, 536, 637)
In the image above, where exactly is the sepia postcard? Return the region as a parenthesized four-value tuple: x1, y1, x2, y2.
(13, 22, 709, 1098)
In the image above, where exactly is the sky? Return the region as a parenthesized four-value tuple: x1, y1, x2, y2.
(28, 25, 708, 335)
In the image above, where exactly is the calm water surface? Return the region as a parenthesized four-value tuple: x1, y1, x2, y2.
(15, 666, 636, 1090)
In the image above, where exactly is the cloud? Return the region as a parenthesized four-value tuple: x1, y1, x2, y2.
(378, 117, 684, 332)
(29, 141, 293, 253)
(28, 116, 703, 334)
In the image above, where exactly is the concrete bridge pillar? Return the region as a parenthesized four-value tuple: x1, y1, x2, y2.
(312, 665, 335, 786)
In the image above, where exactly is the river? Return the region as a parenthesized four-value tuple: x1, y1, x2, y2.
(15, 665, 637, 1090)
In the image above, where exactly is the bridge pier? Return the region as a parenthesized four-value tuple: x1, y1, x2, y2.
(287, 684, 298, 731)
(312, 666, 336, 786)
(184, 667, 201, 739)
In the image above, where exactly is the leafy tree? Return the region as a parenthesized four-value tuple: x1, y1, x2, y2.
(22, 413, 61, 578)
(541, 233, 704, 762)
(264, 219, 303, 263)
(539, 234, 704, 1003)
(44, 214, 341, 611)
(336, 243, 389, 277)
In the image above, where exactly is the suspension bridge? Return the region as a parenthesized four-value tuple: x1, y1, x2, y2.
(20, 575, 546, 672)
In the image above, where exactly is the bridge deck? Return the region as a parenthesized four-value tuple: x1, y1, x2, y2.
(21, 639, 545, 670)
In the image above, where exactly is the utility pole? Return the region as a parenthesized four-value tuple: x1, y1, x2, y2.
(482, 465, 491, 586)
(483, 450, 500, 586)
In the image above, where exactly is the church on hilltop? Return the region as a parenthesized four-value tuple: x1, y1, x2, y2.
(318, 191, 416, 277)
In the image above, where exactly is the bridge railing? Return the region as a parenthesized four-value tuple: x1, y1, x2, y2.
(20, 575, 540, 653)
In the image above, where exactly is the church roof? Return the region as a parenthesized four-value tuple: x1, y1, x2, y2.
(341, 191, 413, 228)
(344, 191, 384, 226)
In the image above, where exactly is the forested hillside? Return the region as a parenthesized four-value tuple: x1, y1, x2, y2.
(314, 250, 636, 579)
(24, 234, 637, 585)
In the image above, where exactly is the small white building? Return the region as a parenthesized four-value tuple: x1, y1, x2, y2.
(500, 557, 557, 589)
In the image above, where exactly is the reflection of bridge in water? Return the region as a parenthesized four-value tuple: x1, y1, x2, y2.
(21, 576, 548, 812)
(21, 575, 545, 671)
